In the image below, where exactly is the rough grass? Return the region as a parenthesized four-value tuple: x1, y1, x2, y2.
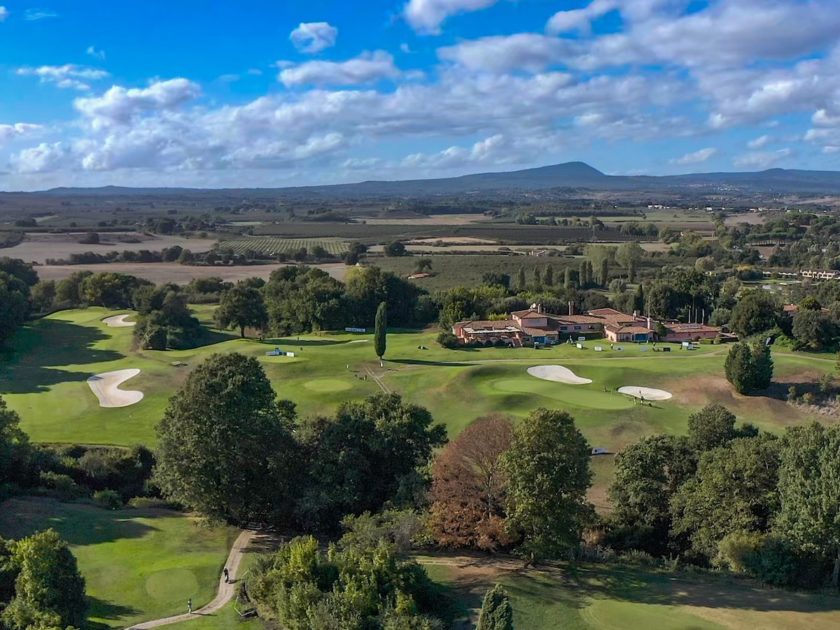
(419, 554, 840, 630)
(0, 497, 236, 629)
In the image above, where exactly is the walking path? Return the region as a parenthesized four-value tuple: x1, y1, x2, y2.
(127, 529, 255, 629)
(366, 367, 392, 394)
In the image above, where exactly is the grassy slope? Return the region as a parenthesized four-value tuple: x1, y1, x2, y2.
(420, 555, 840, 630)
(0, 308, 829, 450)
(0, 497, 236, 629)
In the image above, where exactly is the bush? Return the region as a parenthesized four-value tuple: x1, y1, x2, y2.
(38, 472, 87, 500)
(93, 489, 123, 510)
(437, 331, 459, 349)
(743, 536, 829, 588)
(715, 530, 764, 572)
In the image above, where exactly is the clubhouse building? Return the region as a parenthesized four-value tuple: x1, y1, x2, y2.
(452, 305, 722, 347)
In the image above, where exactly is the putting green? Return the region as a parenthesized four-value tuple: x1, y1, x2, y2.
(490, 377, 635, 411)
(303, 378, 354, 393)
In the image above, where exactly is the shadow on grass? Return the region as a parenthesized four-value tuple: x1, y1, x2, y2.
(569, 562, 840, 614)
(87, 596, 141, 628)
(0, 319, 123, 394)
(0, 498, 160, 546)
(389, 359, 474, 367)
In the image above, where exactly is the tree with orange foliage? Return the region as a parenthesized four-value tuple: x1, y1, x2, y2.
(429, 414, 516, 551)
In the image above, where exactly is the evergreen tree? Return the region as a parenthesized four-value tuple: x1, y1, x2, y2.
(564, 267, 573, 289)
(751, 343, 774, 391)
(477, 584, 514, 630)
(544, 265, 554, 286)
(600, 258, 610, 287)
(374, 301, 388, 363)
(725, 342, 754, 394)
(578, 261, 588, 288)
(628, 258, 637, 282)
(517, 268, 527, 292)
(532, 268, 542, 288)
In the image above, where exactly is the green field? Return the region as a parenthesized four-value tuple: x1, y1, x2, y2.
(218, 236, 349, 256)
(0, 307, 829, 453)
(420, 554, 840, 630)
(0, 497, 236, 629)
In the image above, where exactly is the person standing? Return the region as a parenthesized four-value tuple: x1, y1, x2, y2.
(187, 598, 192, 615)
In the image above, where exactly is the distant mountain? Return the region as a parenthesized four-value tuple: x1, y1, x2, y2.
(23, 162, 840, 198)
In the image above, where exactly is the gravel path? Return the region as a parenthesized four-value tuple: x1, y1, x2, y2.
(127, 529, 255, 629)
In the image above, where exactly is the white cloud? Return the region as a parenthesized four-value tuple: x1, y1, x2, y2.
(404, 0, 499, 34)
(547, 0, 616, 34)
(734, 148, 792, 169)
(0, 123, 42, 146)
(86, 45, 106, 61)
(24, 8, 58, 21)
(16, 65, 109, 91)
(671, 147, 718, 165)
(0, 7, 8, 22)
(74, 78, 201, 128)
(279, 51, 399, 86)
(10, 142, 68, 173)
(289, 22, 338, 54)
(747, 135, 771, 149)
(438, 34, 570, 73)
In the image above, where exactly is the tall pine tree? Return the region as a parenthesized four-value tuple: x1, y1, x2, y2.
(477, 584, 514, 630)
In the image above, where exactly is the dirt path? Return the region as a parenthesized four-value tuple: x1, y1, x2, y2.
(127, 529, 255, 629)
(366, 367, 392, 394)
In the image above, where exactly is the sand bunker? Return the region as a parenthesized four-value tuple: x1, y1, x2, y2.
(527, 365, 593, 385)
(102, 314, 135, 328)
(618, 386, 673, 401)
(87, 369, 144, 408)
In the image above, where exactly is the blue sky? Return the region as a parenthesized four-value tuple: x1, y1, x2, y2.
(2, 0, 840, 189)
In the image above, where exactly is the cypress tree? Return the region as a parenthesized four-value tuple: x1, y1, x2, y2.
(544, 265, 554, 286)
(533, 268, 542, 288)
(600, 258, 610, 287)
(517, 268, 527, 292)
(578, 261, 588, 288)
(564, 267, 573, 289)
(374, 302, 387, 365)
(477, 584, 514, 630)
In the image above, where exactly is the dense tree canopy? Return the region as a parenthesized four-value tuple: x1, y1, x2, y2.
(671, 436, 781, 560)
(250, 536, 444, 630)
(687, 404, 737, 451)
(725, 342, 773, 394)
(0, 529, 86, 630)
(773, 423, 840, 587)
(609, 435, 697, 555)
(154, 353, 299, 524)
(296, 394, 447, 533)
(429, 415, 514, 551)
(729, 291, 781, 338)
(216, 283, 268, 337)
(502, 409, 593, 562)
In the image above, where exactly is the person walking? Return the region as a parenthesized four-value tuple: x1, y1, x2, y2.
(187, 598, 192, 615)
(223, 567, 230, 584)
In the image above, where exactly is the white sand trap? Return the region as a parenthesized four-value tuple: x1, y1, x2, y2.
(618, 386, 673, 401)
(348, 339, 369, 343)
(527, 365, 593, 385)
(87, 369, 144, 408)
(102, 314, 135, 328)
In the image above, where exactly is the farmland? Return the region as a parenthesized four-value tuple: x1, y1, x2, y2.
(218, 236, 350, 257)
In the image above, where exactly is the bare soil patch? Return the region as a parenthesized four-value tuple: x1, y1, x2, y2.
(5, 233, 216, 264)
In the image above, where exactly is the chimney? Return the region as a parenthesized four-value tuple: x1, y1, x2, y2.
(647, 316, 652, 330)
(568, 301, 573, 316)
(633, 310, 638, 317)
